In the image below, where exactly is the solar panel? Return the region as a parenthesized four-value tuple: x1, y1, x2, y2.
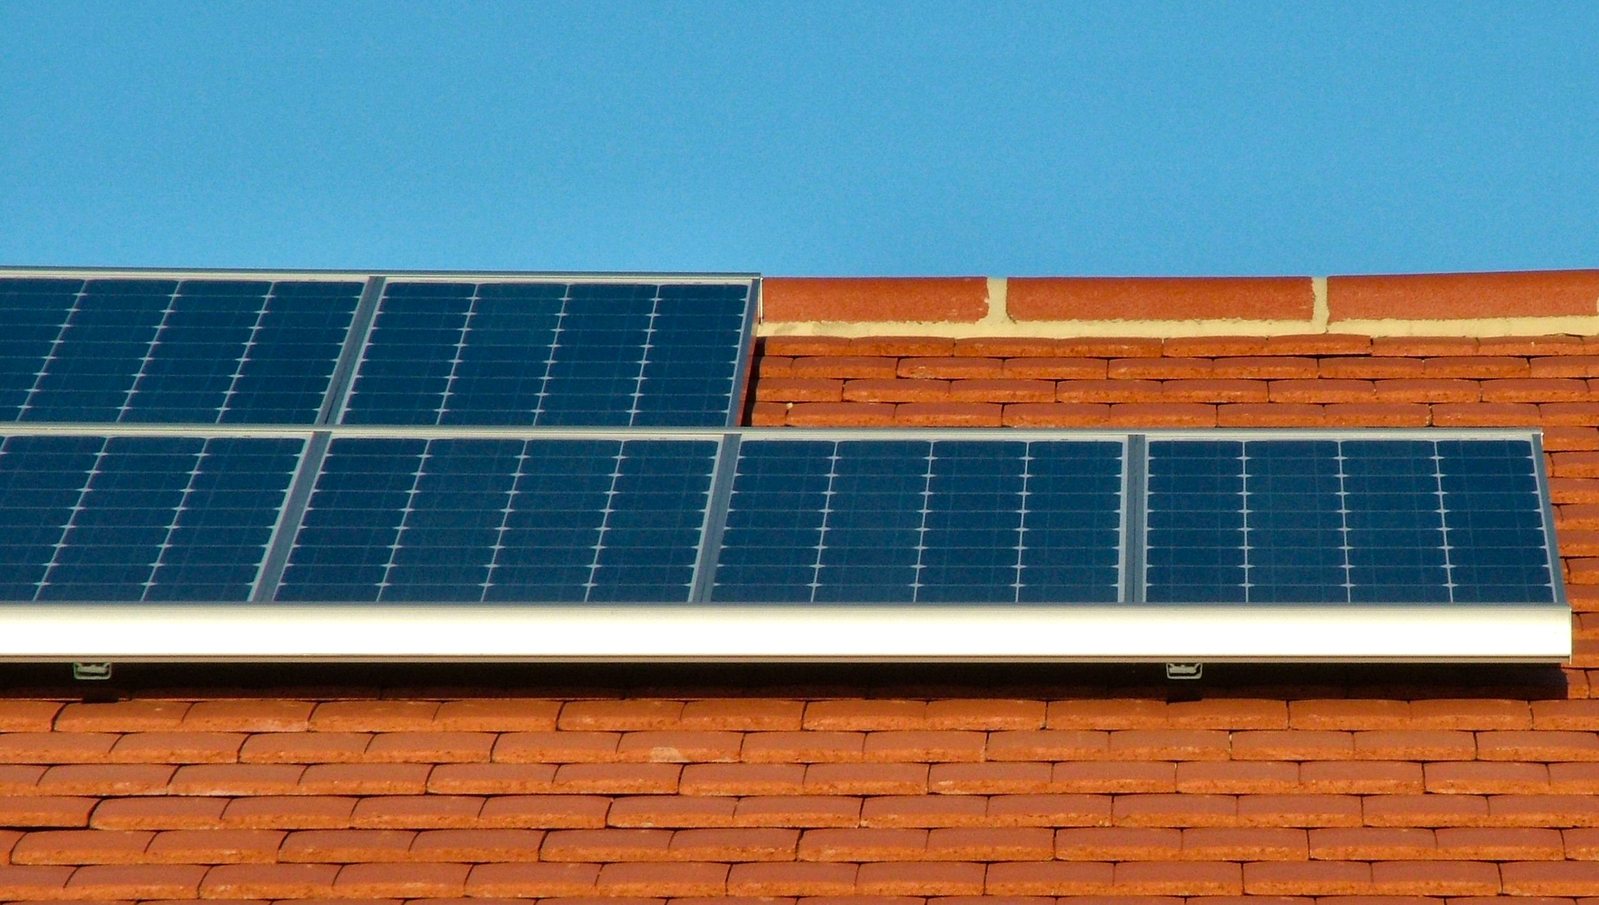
(0, 277, 361, 425)
(337, 281, 750, 428)
(710, 437, 1125, 604)
(275, 435, 720, 603)
(1144, 437, 1558, 605)
(0, 433, 304, 602)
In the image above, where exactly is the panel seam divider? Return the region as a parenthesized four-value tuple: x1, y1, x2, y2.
(250, 431, 331, 602)
(1122, 433, 1148, 604)
(690, 431, 742, 603)
(319, 275, 386, 426)
(728, 279, 760, 428)
(1529, 430, 1568, 607)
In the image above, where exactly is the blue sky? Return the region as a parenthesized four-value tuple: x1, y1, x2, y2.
(2, 2, 1596, 277)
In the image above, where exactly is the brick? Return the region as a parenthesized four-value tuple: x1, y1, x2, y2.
(1309, 827, 1436, 860)
(552, 763, 680, 794)
(36, 765, 174, 796)
(806, 763, 928, 794)
(727, 861, 858, 896)
(55, 701, 192, 731)
(144, 829, 285, 864)
(597, 861, 729, 896)
(1322, 356, 1426, 378)
(466, 861, 600, 897)
(302, 763, 432, 795)
(1353, 730, 1475, 760)
(605, 796, 736, 828)
(1424, 761, 1549, 793)
(365, 731, 495, 762)
(742, 731, 864, 762)
(1329, 270, 1599, 320)
(1362, 795, 1489, 827)
(1055, 827, 1181, 860)
(279, 829, 414, 862)
(785, 401, 896, 426)
(680, 763, 806, 795)
(1232, 730, 1354, 760)
(1111, 794, 1236, 827)
(1269, 379, 1375, 403)
(1299, 761, 1424, 794)
(65, 863, 208, 898)
(107, 731, 244, 763)
(988, 730, 1108, 760)
(1217, 403, 1326, 427)
(863, 795, 992, 827)
(1477, 730, 1599, 761)
(857, 861, 985, 895)
(200, 862, 341, 898)
(733, 796, 861, 827)
(761, 377, 847, 402)
(1424, 356, 1533, 378)
(181, 700, 315, 732)
(616, 731, 741, 763)
(1048, 762, 1176, 794)
(1243, 861, 1372, 895)
(1432, 401, 1544, 425)
(10, 830, 153, 865)
(1368, 860, 1500, 896)
(492, 730, 620, 762)
(476, 795, 609, 828)
(1489, 793, 1599, 826)
(1482, 377, 1591, 402)
(90, 798, 226, 830)
(1009, 277, 1313, 322)
(0, 732, 118, 762)
(542, 828, 673, 861)
(984, 860, 1115, 895)
(239, 731, 371, 763)
(1236, 794, 1362, 827)
(1501, 860, 1599, 896)
(1175, 762, 1299, 794)
(1534, 354, 1599, 377)
(1435, 826, 1563, 859)
(863, 730, 984, 762)
(1002, 356, 1107, 379)
(928, 763, 1052, 794)
(898, 357, 1004, 379)
(763, 277, 989, 322)
(1532, 699, 1599, 729)
(1056, 378, 1164, 402)
(1105, 402, 1217, 427)
(1181, 827, 1306, 861)
(1002, 402, 1111, 427)
(1109, 357, 1215, 379)
(1160, 379, 1269, 403)
(223, 796, 357, 829)
(1108, 729, 1229, 760)
(925, 826, 1052, 860)
(924, 699, 1045, 730)
(1113, 861, 1242, 895)
(0, 796, 94, 828)
(0, 701, 62, 731)
(168, 763, 304, 795)
(895, 401, 1003, 426)
(334, 862, 470, 897)
(798, 827, 927, 861)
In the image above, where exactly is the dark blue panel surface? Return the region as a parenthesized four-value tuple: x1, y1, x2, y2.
(0, 434, 301, 601)
(0, 278, 360, 425)
(1145, 440, 1247, 602)
(1239, 440, 1349, 603)
(1437, 439, 1556, 603)
(1016, 441, 1124, 603)
(1341, 439, 1453, 603)
(277, 437, 717, 603)
(340, 281, 749, 428)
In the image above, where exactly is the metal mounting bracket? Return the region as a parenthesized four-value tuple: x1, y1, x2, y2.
(72, 662, 113, 681)
(1165, 662, 1203, 680)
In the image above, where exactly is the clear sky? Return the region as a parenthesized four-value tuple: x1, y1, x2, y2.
(2, 2, 1596, 277)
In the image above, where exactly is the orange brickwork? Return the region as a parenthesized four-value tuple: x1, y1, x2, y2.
(5, 271, 1599, 902)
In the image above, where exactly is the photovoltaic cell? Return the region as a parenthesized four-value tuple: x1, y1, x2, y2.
(0, 434, 303, 602)
(0, 278, 361, 425)
(1144, 437, 1557, 604)
(275, 436, 719, 603)
(711, 438, 1123, 604)
(338, 281, 749, 427)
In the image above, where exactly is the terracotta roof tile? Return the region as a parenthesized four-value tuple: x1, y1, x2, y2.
(762, 277, 989, 323)
(987, 730, 1109, 761)
(679, 763, 806, 796)
(861, 794, 994, 828)
(1174, 762, 1299, 794)
(726, 860, 858, 896)
(1299, 761, 1425, 794)
(1532, 353, 1599, 376)
(798, 827, 926, 861)
(1107, 729, 1229, 761)
(65, 863, 209, 899)
(1055, 826, 1181, 860)
(1104, 402, 1217, 428)
(615, 730, 742, 763)
(427, 763, 555, 794)
(605, 795, 737, 828)
(0, 732, 118, 763)
(180, 701, 315, 733)
(223, 796, 358, 830)
(167, 763, 304, 796)
(1002, 401, 1112, 427)
(761, 336, 855, 357)
(1051, 762, 1178, 793)
(1243, 859, 1372, 895)
(732, 795, 861, 827)
(759, 377, 846, 402)
(951, 336, 1057, 358)
(858, 335, 957, 356)
(551, 763, 681, 794)
(862, 730, 985, 763)
(8, 829, 153, 865)
(143, 828, 285, 864)
(1112, 859, 1243, 895)
(983, 859, 1115, 895)
(238, 731, 371, 764)
(1424, 761, 1550, 794)
(742, 731, 865, 763)
(924, 699, 1045, 730)
(1500, 859, 1599, 895)
(35, 765, 174, 796)
(1321, 356, 1427, 378)
(89, 797, 226, 830)
(804, 763, 928, 794)
(465, 860, 600, 896)
(1009, 276, 1313, 322)
(278, 828, 414, 862)
(1236, 793, 1362, 827)
(925, 826, 1053, 861)
(785, 401, 896, 426)
(200, 862, 340, 898)
(475, 794, 608, 829)
(894, 401, 1004, 426)
(841, 377, 948, 402)
(1001, 356, 1106, 379)
(1363, 794, 1490, 827)
(928, 763, 1052, 795)
(1181, 826, 1307, 861)
(1111, 794, 1236, 828)
(54, 702, 192, 732)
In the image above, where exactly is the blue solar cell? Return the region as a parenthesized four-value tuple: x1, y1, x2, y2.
(1437, 439, 1556, 603)
(340, 281, 749, 427)
(276, 437, 718, 603)
(0, 434, 302, 602)
(1146, 440, 1247, 602)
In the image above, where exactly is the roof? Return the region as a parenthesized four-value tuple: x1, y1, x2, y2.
(2, 269, 1599, 900)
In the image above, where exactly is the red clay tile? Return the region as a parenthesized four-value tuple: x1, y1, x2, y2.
(295, 763, 428, 796)
(1532, 700, 1599, 729)
(492, 730, 621, 762)
(1162, 336, 1271, 357)
(895, 401, 1004, 426)
(466, 861, 601, 896)
(1218, 402, 1327, 427)
(1001, 356, 1107, 379)
(1109, 358, 1215, 380)
(841, 378, 948, 403)
(859, 335, 957, 356)
(763, 277, 989, 323)
(761, 377, 847, 402)
(1299, 761, 1425, 794)
(65, 863, 208, 898)
(168, 763, 304, 796)
(1367, 860, 1500, 896)
(107, 731, 244, 764)
(476, 795, 609, 829)
(798, 827, 927, 861)
(1543, 401, 1599, 424)
(984, 860, 1115, 895)
(308, 701, 441, 731)
(0, 701, 62, 731)
(1055, 337, 1165, 357)
(898, 357, 1004, 379)
(90, 797, 226, 830)
(679, 763, 806, 796)
(1160, 379, 1270, 403)
(596, 861, 729, 896)
(1056, 827, 1182, 860)
(1113, 860, 1242, 895)
(616, 731, 741, 763)
(804, 700, 928, 730)
(1477, 730, 1599, 761)
(428, 763, 558, 794)
(924, 699, 1045, 730)
(1236, 794, 1362, 827)
(54, 701, 192, 732)
(1352, 730, 1476, 760)
(1268, 334, 1375, 356)
(9, 830, 153, 865)
(542, 828, 673, 861)
(238, 731, 371, 763)
(1435, 826, 1564, 859)
(1482, 377, 1592, 402)
(557, 700, 685, 730)
(180, 700, 314, 732)
(1105, 402, 1217, 427)
(1232, 730, 1354, 760)
(1533, 353, 1599, 377)
(987, 730, 1109, 761)
(1051, 762, 1178, 793)
(1371, 336, 1481, 356)
(1174, 762, 1298, 794)
(279, 829, 415, 862)
(742, 731, 864, 763)
(0, 764, 45, 793)
(863, 795, 994, 828)
(668, 827, 796, 862)
(223, 796, 357, 830)
(1269, 379, 1374, 403)
(350, 795, 484, 829)
(726, 861, 858, 896)
(1488, 793, 1599, 826)
(761, 336, 855, 356)
(36, 765, 175, 796)
(0, 796, 94, 828)
(335, 862, 470, 897)
(1047, 698, 1167, 729)
(1242, 860, 1372, 895)
(1370, 378, 1480, 402)
(0, 732, 118, 762)
(928, 763, 1052, 795)
(408, 828, 545, 862)
(1322, 357, 1427, 379)
(1180, 827, 1307, 861)
(1482, 334, 1589, 355)
(605, 796, 736, 828)
(925, 826, 1052, 860)
(1501, 860, 1599, 896)
(732, 796, 861, 828)
(143, 828, 284, 864)
(201, 862, 341, 898)
(1308, 826, 1437, 860)
(1425, 356, 1533, 379)
(0, 863, 76, 896)
(857, 860, 985, 895)
(947, 378, 1054, 403)
(676, 699, 805, 731)
(1111, 794, 1236, 827)
(1107, 730, 1229, 761)
(785, 401, 897, 426)
(863, 730, 984, 762)
(1563, 826, 1599, 857)
(431, 698, 562, 732)
(805, 763, 928, 794)
(1424, 762, 1550, 794)
(1330, 270, 1599, 320)
(365, 731, 495, 763)
(748, 401, 788, 425)
(1002, 402, 1112, 427)
(754, 351, 794, 375)
(1362, 794, 1489, 827)
(1009, 277, 1313, 322)
(1056, 378, 1164, 402)
(1212, 356, 1319, 379)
